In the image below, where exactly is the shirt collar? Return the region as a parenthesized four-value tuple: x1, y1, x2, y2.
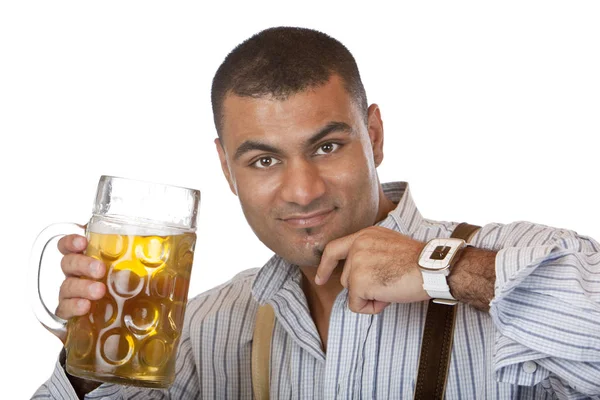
(382, 181, 424, 235)
(251, 181, 423, 304)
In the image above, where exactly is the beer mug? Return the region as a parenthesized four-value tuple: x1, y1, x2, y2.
(29, 175, 200, 388)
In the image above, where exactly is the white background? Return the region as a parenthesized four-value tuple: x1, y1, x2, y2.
(1, 1, 599, 398)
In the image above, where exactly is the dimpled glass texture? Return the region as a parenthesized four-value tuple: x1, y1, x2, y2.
(64, 176, 199, 387)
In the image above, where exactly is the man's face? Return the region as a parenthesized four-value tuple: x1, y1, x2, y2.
(216, 75, 385, 267)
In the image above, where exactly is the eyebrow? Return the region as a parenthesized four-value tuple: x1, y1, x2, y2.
(233, 141, 279, 161)
(305, 121, 352, 147)
(233, 121, 353, 161)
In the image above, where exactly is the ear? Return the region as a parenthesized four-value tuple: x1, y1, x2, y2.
(366, 104, 384, 167)
(215, 138, 238, 196)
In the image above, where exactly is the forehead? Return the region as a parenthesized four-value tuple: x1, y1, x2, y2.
(220, 75, 362, 149)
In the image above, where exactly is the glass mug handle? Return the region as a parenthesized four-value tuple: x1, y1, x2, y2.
(29, 222, 86, 342)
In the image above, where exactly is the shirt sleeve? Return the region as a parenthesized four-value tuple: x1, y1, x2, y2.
(30, 353, 80, 399)
(487, 221, 600, 397)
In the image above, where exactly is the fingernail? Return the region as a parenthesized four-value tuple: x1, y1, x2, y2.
(73, 237, 86, 249)
(90, 260, 103, 278)
(315, 275, 322, 285)
(89, 282, 103, 298)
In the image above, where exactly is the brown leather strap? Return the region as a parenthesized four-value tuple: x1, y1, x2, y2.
(252, 304, 275, 400)
(414, 300, 457, 400)
(414, 223, 480, 400)
(450, 222, 481, 242)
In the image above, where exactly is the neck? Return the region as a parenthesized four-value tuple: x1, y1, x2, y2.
(299, 265, 343, 352)
(375, 182, 397, 224)
(300, 265, 344, 310)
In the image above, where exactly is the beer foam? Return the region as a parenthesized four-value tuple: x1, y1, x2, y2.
(88, 219, 186, 236)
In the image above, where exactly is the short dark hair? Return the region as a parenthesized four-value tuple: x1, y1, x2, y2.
(211, 26, 368, 139)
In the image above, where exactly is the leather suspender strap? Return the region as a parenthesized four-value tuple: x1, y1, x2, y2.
(450, 222, 481, 244)
(252, 304, 275, 400)
(413, 299, 458, 400)
(413, 222, 481, 400)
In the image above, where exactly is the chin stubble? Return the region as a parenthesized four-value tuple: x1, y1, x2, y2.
(313, 247, 324, 262)
(302, 227, 325, 262)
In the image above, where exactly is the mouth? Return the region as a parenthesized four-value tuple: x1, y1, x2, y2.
(279, 208, 336, 229)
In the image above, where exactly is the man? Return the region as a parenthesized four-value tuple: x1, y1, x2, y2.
(34, 27, 600, 399)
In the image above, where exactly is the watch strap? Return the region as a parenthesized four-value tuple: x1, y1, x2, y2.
(414, 222, 481, 400)
(422, 272, 457, 302)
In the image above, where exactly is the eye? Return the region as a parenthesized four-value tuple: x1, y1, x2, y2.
(315, 142, 340, 155)
(251, 156, 281, 169)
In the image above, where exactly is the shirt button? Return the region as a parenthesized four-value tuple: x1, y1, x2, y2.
(523, 361, 537, 373)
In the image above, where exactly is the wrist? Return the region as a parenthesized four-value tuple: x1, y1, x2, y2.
(448, 246, 497, 311)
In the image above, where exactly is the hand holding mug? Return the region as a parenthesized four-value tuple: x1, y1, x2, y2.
(56, 234, 106, 322)
(29, 176, 200, 388)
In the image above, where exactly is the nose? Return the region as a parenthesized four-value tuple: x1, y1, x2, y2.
(279, 159, 326, 206)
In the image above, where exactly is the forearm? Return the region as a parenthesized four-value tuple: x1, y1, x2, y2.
(448, 247, 497, 311)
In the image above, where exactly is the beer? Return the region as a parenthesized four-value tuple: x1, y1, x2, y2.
(65, 231, 196, 387)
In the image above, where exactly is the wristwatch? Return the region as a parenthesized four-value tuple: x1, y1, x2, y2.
(417, 238, 467, 305)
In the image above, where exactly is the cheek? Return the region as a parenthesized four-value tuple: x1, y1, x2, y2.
(326, 148, 375, 189)
(235, 172, 279, 216)
(326, 150, 379, 215)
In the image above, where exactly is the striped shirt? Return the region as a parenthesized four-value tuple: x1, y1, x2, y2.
(33, 182, 600, 399)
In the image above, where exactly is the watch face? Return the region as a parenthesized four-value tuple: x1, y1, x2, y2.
(419, 238, 466, 271)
